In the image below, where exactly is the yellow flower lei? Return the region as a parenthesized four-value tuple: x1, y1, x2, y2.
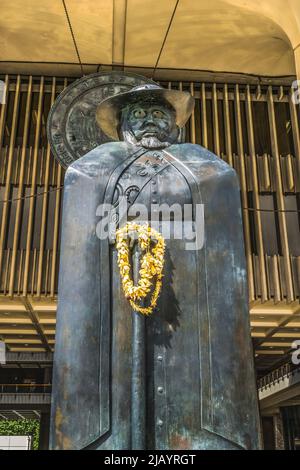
(115, 223, 165, 316)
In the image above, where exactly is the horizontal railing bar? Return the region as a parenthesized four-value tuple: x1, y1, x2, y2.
(6, 83, 291, 102)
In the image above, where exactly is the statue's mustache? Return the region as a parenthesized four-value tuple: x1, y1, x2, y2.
(136, 124, 165, 138)
(141, 125, 159, 132)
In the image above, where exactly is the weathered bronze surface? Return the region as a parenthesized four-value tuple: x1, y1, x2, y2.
(47, 72, 156, 168)
(49, 74, 261, 450)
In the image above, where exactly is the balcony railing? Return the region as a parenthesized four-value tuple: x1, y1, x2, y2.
(0, 383, 52, 394)
(258, 363, 300, 390)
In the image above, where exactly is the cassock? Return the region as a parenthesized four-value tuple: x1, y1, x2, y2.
(50, 141, 261, 450)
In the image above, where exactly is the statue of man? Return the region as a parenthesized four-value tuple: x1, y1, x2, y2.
(50, 83, 260, 450)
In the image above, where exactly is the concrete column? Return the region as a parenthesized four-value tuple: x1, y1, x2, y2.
(261, 416, 275, 449)
(43, 367, 52, 385)
(38, 412, 50, 450)
(274, 413, 285, 450)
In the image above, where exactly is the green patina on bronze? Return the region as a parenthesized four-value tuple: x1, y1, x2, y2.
(48, 72, 261, 450)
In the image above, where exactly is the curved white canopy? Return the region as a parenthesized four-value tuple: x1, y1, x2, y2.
(0, 0, 299, 78)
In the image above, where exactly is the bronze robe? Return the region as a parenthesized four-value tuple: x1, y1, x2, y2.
(50, 142, 260, 450)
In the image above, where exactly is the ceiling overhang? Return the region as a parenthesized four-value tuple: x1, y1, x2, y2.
(0, 0, 299, 79)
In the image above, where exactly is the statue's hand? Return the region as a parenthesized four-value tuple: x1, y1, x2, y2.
(128, 230, 138, 250)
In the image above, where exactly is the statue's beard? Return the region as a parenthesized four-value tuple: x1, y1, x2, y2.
(121, 129, 173, 149)
(139, 135, 170, 149)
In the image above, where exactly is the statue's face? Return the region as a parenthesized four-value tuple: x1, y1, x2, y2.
(120, 102, 179, 149)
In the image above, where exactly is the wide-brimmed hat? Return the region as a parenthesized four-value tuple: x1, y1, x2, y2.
(96, 83, 195, 141)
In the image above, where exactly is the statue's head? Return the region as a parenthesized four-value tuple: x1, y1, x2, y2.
(120, 100, 178, 149)
(96, 83, 195, 149)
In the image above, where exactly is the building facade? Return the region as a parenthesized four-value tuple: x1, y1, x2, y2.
(0, 0, 300, 449)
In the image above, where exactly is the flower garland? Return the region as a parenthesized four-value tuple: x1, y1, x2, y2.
(115, 222, 165, 316)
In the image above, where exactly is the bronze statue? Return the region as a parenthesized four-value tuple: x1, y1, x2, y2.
(49, 75, 261, 450)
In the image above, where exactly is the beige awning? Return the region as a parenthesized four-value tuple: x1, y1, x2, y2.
(0, 0, 299, 78)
